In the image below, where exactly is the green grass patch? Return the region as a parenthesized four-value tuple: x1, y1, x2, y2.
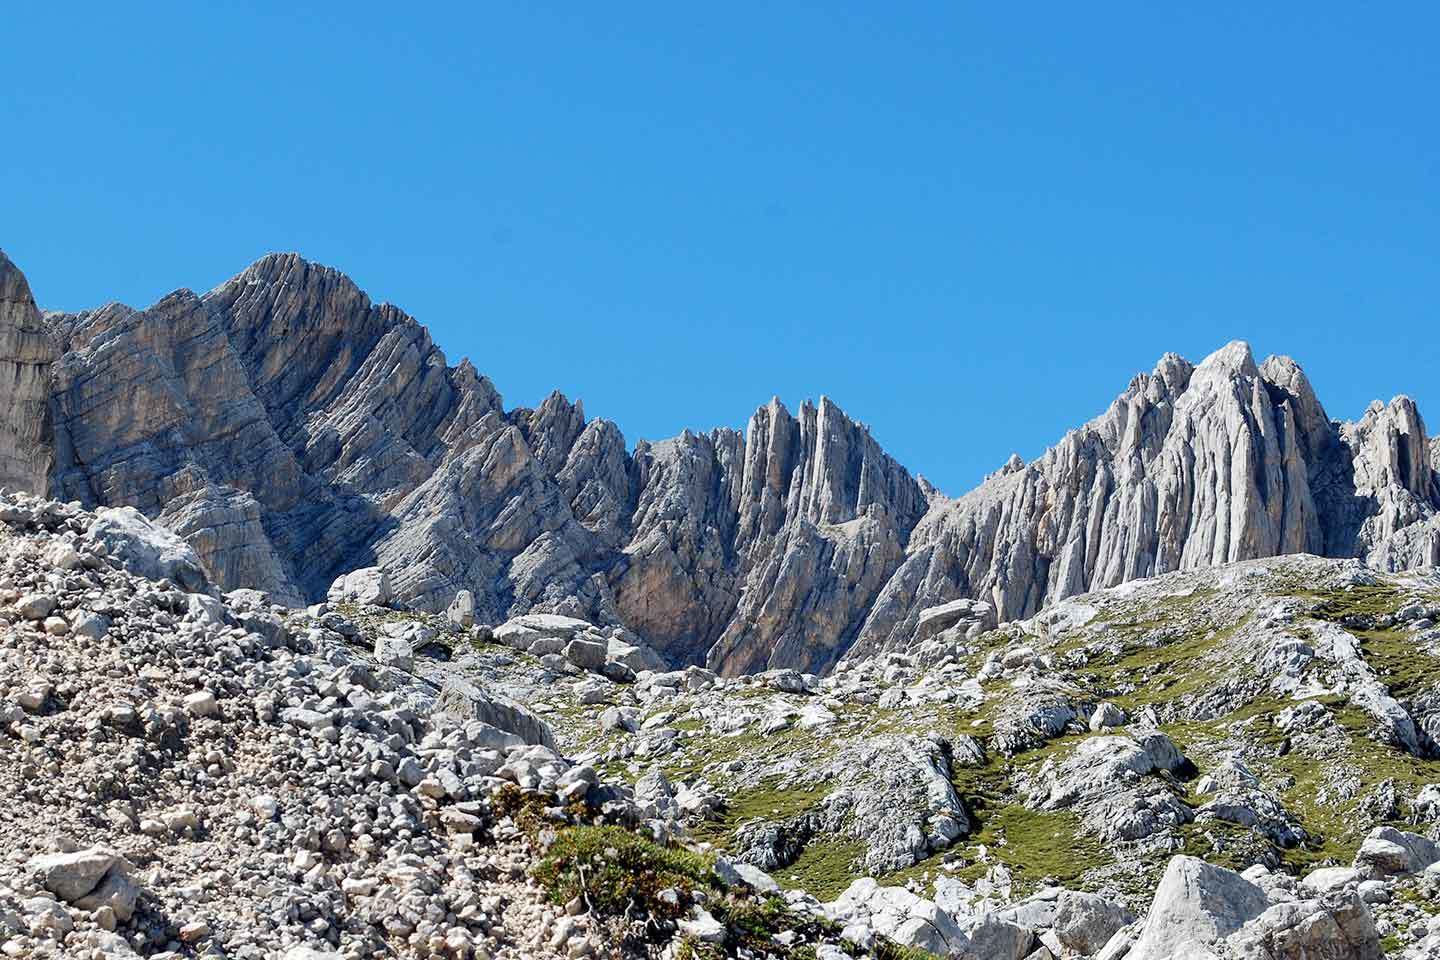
(1354, 629, 1437, 701)
(945, 746, 1112, 893)
(1304, 583, 1404, 622)
(957, 804, 1107, 890)
(532, 825, 716, 917)
(691, 778, 830, 848)
(1089, 621, 1245, 714)
(534, 826, 871, 956)
(1177, 817, 1276, 873)
(1397, 883, 1440, 915)
(660, 727, 813, 782)
(775, 839, 869, 901)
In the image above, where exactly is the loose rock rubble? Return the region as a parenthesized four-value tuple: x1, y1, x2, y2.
(0, 493, 866, 960)
(5, 486, 1440, 960)
(10, 245, 1440, 681)
(389, 552, 1440, 959)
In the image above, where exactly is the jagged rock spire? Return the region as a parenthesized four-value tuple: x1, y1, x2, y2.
(0, 251, 59, 494)
(9, 254, 1440, 673)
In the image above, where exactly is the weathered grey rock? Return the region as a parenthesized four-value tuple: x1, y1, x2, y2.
(1031, 732, 1189, 841)
(493, 613, 591, 649)
(914, 597, 995, 643)
(72, 868, 141, 923)
(1090, 701, 1126, 731)
(29, 847, 124, 902)
(607, 636, 668, 673)
(1225, 888, 1381, 960)
(446, 589, 475, 627)
(87, 506, 209, 592)
(1353, 826, 1440, 878)
(1053, 890, 1135, 956)
(434, 677, 556, 749)
(714, 857, 780, 894)
(0, 251, 59, 495)
(943, 913, 1034, 960)
(17, 593, 56, 621)
(328, 567, 392, 607)
(563, 637, 607, 672)
(9, 247, 1440, 675)
(1129, 856, 1271, 960)
(373, 634, 413, 672)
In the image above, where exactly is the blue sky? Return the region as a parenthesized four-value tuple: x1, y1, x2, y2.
(3, 4, 1436, 495)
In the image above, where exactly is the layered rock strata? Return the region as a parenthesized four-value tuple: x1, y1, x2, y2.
(2, 249, 1436, 673)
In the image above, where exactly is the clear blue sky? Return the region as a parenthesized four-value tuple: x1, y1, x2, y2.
(4, 4, 1436, 495)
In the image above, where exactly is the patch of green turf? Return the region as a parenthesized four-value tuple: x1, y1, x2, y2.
(776, 838, 869, 900)
(532, 825, 716, 917)
(943, 746, 1112, 894)
(956, 803, 1108, 890)
(690, 778, 831, 848)
(1304, 583, 1404, 622)
(1354, 628, 1438, 700)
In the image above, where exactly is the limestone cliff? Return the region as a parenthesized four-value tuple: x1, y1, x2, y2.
(849, 343, 1440, 660)
(0, 251, 59, 494)
(7, 250, 1438, 673)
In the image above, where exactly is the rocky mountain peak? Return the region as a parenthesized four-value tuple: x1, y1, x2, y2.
(1, 250, 1437, 676)
(0, 249, 60, 494)
(1195, 337, 1261, 379)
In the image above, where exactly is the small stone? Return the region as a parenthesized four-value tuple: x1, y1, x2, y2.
(183, 690, 219, 717)
(178, 920, 210, 943)
(17, 593, 56, 621)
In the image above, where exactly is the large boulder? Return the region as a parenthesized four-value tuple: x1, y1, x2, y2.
(446, 590, 475, 627)
(1353, 826, 1440, 878)
(327, 567, 392, 607)
(434, 677, 556, 749)
(28, 847, 140, 921)
(825, 878, 1030, 960)
(946, 913, 1034, 960)
(1227, 888, 1381, 960)
(915, 597, 995, 643)
(30, 848, 123, 902)
(607, 636, 668, 673)
(1053, 890, 1135, 956)
(1129, 856, 1271, 960)
(492, 613, 591, 650)
(373, 634, 413, 672)
(564, 637, 607, 672)
(87, 506, 208, 592)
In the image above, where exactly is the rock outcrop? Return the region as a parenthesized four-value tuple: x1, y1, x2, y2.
(0, 251, 59, 494)
(849, 343, 1440, 657)
(6, 483, 1440, 959)
(4, 250, 1437, 675)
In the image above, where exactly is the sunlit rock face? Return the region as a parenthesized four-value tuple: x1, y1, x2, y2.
(0, 251, 60, 495)
(6, 247, 1437, 673)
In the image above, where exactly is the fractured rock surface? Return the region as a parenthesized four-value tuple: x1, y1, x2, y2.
(2, 250, 1437, 676)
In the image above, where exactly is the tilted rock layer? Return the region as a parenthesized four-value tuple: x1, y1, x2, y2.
(3, 249, 1437, 673)
(0, 251, 59, 494)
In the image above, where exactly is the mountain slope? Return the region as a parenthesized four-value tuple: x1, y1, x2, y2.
(2, 249, 1437, 674)
(848, 346, 1440, 661)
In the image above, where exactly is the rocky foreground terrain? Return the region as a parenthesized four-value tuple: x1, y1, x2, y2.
(4, 248, 1440, 958)
(1, 249, 1438, 675)
(4, 487, 1440, 959)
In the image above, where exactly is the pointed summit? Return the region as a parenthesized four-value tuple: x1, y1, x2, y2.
(1196, 339, 1259, 378)
(0, 251, 59, 494)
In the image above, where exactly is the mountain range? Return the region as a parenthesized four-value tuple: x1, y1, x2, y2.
(1, 249, 1436, 674)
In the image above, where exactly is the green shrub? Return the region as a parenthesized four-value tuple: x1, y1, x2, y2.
(532, 825, 716, 918)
